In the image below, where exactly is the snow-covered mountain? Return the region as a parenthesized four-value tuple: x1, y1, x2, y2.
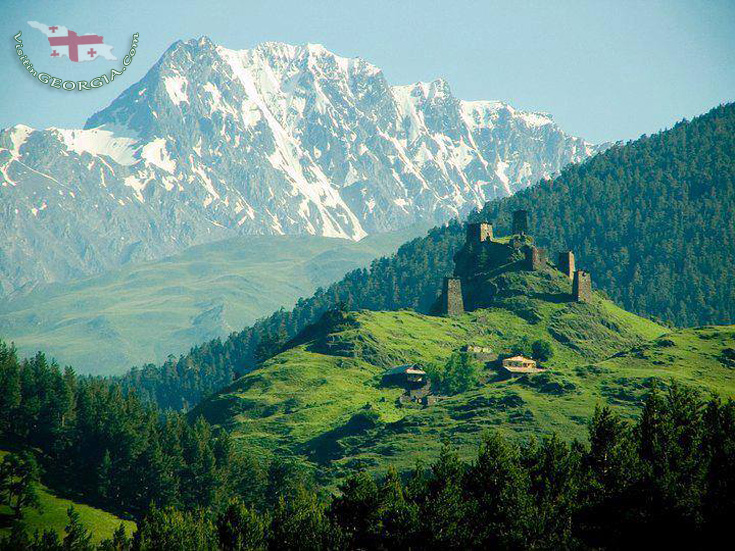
(0, 38, 600, 295)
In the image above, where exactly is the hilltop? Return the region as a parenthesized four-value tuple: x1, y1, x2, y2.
(194, 213, 735, 483)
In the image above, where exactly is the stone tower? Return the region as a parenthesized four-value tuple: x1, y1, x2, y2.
(466, 222, 493, 243)
(441, 277, 464, 316)
(524, 246, 546, 271)
(512, 210, 529, 235)
(558, 251, 575, 279)
(572, 270, 592, 302)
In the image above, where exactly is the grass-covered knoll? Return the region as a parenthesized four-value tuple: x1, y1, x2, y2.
(470, 268, 664, 360)
(0, 226, 426, 375)
(0, 450, 135, 543)
(195, 281, 701, 482)
(325, 325, 735, 478)
(595, 326, 735, 402)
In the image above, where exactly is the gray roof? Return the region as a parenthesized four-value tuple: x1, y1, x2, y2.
(384, 364, 426, 376)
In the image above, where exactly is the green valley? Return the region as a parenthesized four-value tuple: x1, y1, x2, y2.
(117, 104, 735, 413)
(0, 226, 427, 375)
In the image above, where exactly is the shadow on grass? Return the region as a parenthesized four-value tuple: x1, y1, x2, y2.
(299, 409, 380, 465)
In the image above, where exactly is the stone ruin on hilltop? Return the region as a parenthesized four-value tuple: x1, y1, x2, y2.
(437, 210, 593, 316)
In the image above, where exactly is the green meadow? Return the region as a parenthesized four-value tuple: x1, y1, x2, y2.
(193, 271, 735, 484)
(0, 450, 135, 543)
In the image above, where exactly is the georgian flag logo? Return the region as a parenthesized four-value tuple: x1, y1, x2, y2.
(28, 21, 117, 62)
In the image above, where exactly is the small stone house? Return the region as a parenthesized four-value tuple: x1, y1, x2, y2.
(383, 364, 427, 387)
(501, 355, 542, 375)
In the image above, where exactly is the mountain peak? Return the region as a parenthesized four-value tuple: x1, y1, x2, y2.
(195, 35, 215, 48)
(174, 35, 217, 51)
(216, 40, 383, 80)
(395, 78, 453, 101)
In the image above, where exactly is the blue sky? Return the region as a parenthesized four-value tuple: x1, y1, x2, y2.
(2, 0, 733, 143)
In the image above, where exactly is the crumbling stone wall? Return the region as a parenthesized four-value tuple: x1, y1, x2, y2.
(524, 246, 546, 271)
(467, 222, 493, 243)
(438, 210, 595, 314)
(558, 251, 575, 279)
(441, 277, 465, 316)
(573, 270, 592, 302)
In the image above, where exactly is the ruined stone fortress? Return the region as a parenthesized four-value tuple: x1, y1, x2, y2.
(439, 210, 593, 315)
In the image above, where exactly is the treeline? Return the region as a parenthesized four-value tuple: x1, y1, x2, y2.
(5, 383, 735, 550)
(478, 102, 735, 327)
(115, 221, 465, 410)
(0, 340, 256, 516)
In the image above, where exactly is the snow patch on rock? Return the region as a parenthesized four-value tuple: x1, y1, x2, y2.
(164, 75, 189, 105)
(55, 128, 138, 165)
(141, 138, 176, 174)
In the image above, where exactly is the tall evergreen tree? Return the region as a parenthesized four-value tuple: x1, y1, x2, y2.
(62, 507, 95, 551)
(0, 451, 41, 518)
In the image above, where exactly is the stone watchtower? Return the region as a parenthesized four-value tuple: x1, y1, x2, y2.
(512, 210, 529, 235)
(524, 246, 546, 271)
(440, 277, 465, 316)
(558, 251, 575, 279)
(466, 222, 493, 243)
(573, 270, 592, 302)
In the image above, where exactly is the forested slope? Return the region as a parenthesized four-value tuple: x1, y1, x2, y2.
(478, 102, 735, 326)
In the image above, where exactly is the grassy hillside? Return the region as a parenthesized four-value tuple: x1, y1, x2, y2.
(318, 323, 735, 480)
(0, 450, 135, 543)
(192, 271, 735, 484)
(0, 226, 427, 375)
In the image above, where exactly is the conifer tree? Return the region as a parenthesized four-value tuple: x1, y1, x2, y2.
(217, 498, 267, 551)
(0, 451, 41, 518)
(63, 507, 94, 551)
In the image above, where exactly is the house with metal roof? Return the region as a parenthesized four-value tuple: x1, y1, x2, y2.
(382, 363, 427, 386)
(501, 355, 543, 375)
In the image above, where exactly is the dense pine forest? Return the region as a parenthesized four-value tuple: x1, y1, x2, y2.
(477, 102, 735, 327)
(4, 337, 735, 549)
(115, 103, 735, 413)
(0, 340, 280, 520)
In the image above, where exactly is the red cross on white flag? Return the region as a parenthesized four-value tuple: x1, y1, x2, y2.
(28, 21, 117, 62)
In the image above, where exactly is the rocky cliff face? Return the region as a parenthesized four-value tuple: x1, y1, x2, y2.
(0, 38, 600, 295)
